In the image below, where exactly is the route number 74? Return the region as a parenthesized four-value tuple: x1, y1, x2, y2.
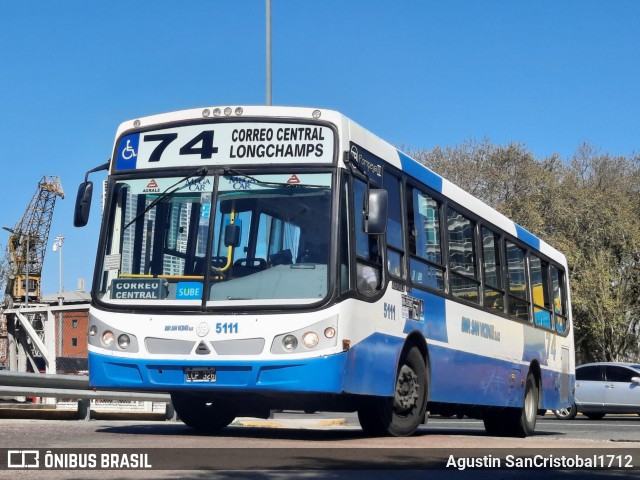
(143, 130, 218, 162)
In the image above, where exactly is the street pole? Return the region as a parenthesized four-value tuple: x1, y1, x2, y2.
(54, 235, 64, 359)
(54, 234, 64, 295)
(266, 0, 272, 106)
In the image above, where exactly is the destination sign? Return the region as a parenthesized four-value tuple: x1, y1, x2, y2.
(110, 278, 168, 300)
(114, 123, 335, 171)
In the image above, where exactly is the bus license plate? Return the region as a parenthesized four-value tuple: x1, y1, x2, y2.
(185, 367, 216, 382)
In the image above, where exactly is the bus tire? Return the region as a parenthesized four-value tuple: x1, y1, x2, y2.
(484, 372, 538, 437)
(357, 346, 429, 437)
(171, 393, 237, 432)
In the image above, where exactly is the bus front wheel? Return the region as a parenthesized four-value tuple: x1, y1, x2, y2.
(171, 393, 237, 432)
(357, 346, 429, 437)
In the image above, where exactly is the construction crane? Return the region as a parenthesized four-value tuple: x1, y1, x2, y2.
(0, 176, 64, 307)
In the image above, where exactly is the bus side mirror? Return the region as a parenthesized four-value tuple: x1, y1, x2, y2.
(224, 224, 241, 247)
(74, 181, 94, 227)
(364, 189, 388, 235)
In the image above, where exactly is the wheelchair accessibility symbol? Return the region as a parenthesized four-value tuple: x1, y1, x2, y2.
(122, 139, 137, 160)
(116, 133, 140, 170)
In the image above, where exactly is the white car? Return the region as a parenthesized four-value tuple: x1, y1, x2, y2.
(554, 362, 640, 420)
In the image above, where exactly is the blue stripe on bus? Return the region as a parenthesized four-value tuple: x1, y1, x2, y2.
(345, 335, 572, 409)
(403, 290, 448, 343)
(428, 343, 573, 410)
(88, 350, 349, 394)
(515, 224, 541, 250)
(397, 151, 443, 193)
(428, 343, 522, 407)
(344, 331, 572, 408)
(343, 332, 405, 397)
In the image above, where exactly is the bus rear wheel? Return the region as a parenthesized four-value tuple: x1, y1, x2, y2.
(171, 393, 237, 432)
(357, 346, 428, 437)
(483, 372, 538, 437)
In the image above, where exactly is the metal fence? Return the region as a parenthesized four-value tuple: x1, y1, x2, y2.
(0, 370, 172, 420)
(1, 303, 90, 375)
(1, 304, 173, 418)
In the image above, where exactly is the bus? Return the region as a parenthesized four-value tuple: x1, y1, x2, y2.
(74, 105, 574, 437)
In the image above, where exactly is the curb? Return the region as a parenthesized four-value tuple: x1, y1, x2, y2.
(0, 407, 168, 421)
(233, 417, 349, 428)
(0, 406, 351, 428)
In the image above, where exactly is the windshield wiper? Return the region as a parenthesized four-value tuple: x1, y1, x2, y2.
(123, 168, 208, 230)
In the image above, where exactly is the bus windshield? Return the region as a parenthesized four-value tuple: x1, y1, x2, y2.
(97, 172, 332, 307)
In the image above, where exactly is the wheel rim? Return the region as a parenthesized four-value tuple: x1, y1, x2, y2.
(556, 408, 570, 417)
(394, 364, 419, 413)
(524, 382, 536, 423)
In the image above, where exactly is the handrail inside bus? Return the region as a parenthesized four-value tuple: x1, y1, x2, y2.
(118, 274, 205, 280)
(211, 204, 236, 273)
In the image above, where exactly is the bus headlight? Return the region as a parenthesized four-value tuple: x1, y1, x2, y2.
(89, 325, 98, 337)
(117, 334, 131, 349)
(282, 335, 298, 351)
(102, 331, 115, 347)
(270, 316, 338, 354)
(302, 332, 319, 349)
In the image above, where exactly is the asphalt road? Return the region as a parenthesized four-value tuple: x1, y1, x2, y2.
(1, 412, 639, 479)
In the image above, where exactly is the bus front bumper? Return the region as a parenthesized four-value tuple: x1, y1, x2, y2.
(88, 351, 348, 394)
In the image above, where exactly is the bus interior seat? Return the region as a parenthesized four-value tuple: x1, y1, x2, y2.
(269, 249, 293, 266)
(232, 258, 267, 278)
(210, 256, 228, 269)
(192, 256, 227, 276)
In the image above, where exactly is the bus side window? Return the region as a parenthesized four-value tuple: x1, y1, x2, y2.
(407, 186, 445, 292)
(530, 254, 552, 329)
(384, 174, 404, 279)
(506, 241, 530, 321)
(354, 178, 382, 295)
(447, 207, 479, 303)
(551, 266, 567, 333)
(481, 227, 505, 311)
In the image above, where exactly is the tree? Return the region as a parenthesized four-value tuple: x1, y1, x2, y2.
(560, 147, 640, 362)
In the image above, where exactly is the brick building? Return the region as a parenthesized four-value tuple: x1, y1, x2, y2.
(41, 290, 91, 373)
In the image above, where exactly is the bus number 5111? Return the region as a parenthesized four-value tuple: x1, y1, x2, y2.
(384, 303, 396, 320)
(216, 322, 239, 334)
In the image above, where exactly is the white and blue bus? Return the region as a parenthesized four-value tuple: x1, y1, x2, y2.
(74, 106, 574, 437)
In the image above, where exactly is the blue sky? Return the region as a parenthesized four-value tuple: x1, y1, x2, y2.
(1, 1, 638, 295)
